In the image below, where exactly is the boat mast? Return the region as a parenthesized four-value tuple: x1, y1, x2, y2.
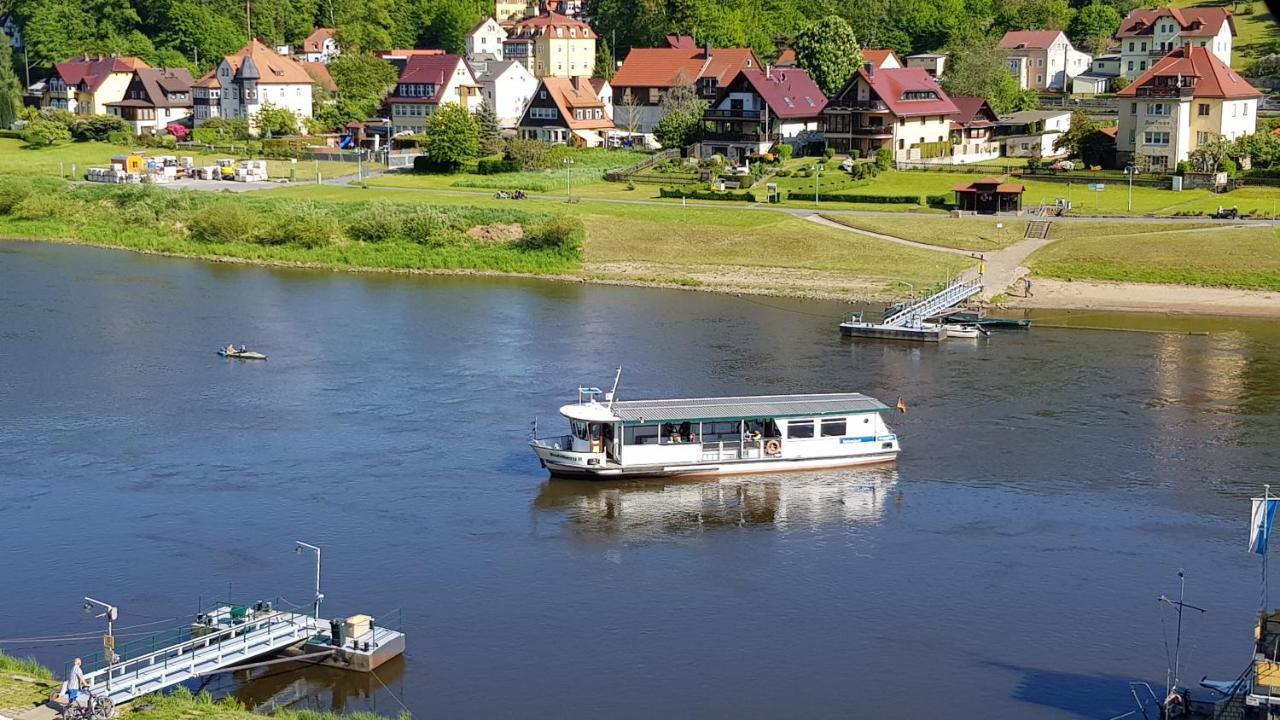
(1158, 570, 1206, 698)
(607, 367, 622, 410)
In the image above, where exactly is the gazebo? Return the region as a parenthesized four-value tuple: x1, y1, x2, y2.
(953, 177, 1025, 214)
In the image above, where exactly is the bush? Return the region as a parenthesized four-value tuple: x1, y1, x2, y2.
(257, 206, 337, 248)
(261, 138, 310, 159)
(344, 204, 404, 243)
(777, 144, 794, 162)
(503, 138, 551, 170)
(0, 177, 34, 214)
(401, 206, 454, 244)
(850, 149, 861, 160)
(874, 147, 892, 170)
(824, 147, 836, 159)
(188, 203, 260, 244)
(11, 193, 74, 220)
(1176, 160, 1191, 176)
(775, 169, 792, 177)
(476, 158, 522, 174)
(413, 155, 458, 174)
(194, 117, 251, 142)
(138, 134, 177, 149)
(23, 118, 71, 147)
(925, 194, 952, 207)
(522, 214, 583, 252)
(71, 114, 131, 142)
(814, 192, 922, 204)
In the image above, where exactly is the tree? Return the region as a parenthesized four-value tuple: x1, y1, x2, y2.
(156, 1, 243, 71)
(1053, 110, 1099, 156)
(1069, 1, 1122, 53)
(423, 102, 479, 170)
(23, 117, 71, 146)
(791, 16, 861, 97)
(594, 38, 615, 80)
(1189, 134, 1231, 173)
(328, 52, 397, 122)
(333, 0, 396, 52)
(474, 100, 502, 154)
(653, 73, 706, 150)
(253, 103, 299, 137)
(618, 90, 643, 136)
(70, 113, 130, 141)
(0, 38, 22, 128)
(996, 0, 1074, 32)
(942, 31, 1038, 114)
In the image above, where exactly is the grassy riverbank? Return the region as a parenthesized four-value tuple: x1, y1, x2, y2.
(0, 652, 57, 712)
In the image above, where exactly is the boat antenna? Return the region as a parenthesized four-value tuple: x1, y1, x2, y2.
(1158, 570, 1206, 698)
(607, 367, 622, 410)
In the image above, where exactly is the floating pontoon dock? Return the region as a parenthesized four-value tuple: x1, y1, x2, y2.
(74, 601, 404, 706)
(841, 279, 983, 342)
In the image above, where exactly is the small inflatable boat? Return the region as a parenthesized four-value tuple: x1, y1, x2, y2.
(217, 349, 267, 360)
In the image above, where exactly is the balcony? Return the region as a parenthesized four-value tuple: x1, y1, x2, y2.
(826, 98, 889, 112)
(703, 131, 766, 142)
(705, 108, 762, 120)
(1134, 85, 1196, 98)
(825, 124, 892, 137)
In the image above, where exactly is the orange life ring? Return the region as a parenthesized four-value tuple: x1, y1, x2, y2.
(764, 439, 781, 455)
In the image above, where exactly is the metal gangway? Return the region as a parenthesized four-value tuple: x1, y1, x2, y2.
(77, 603, 323, 706)
(881, 278, 983, 328)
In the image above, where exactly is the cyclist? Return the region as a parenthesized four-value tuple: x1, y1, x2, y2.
(66, 658, 86, 707)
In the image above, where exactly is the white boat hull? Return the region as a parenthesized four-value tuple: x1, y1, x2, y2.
(532, 441, 898, 479)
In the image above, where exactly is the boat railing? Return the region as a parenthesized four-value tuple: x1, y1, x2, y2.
(533, 434, 573, 450)
(700, 439, 762, 461)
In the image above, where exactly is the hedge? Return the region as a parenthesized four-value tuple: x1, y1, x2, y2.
(813, 192, 922, 204)
(658, 186, 786, 202)
(476, 158, 522, 174)
(925, 194, 951, 207)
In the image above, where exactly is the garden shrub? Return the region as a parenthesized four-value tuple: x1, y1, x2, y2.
(476, 158, 522, 174)
(824, 147, 836, 159)
(503, 138, 551, 170)
(521, 214, 583, 252)
(345, 204, 404, 243)
(188, 203, 260, 244)
(11, 193, 75, 220)
(71, 114, 131, 142)
(777, 145, 794, 162)
(401, 206, 453, 244)
(258, 205, 337, 248)
(0, 177, 34, 213)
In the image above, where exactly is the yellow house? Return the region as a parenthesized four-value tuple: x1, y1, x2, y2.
(495, 0, 535, 21)
(44, 55, 149, 115)
(506, 11, 595, 79)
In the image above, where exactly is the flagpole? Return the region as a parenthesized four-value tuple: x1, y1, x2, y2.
(1266, 484, 1271, 613)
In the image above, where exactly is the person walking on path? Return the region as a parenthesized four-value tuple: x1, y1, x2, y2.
(66, 657, 86, 706)
(1024, 276, 1033, 297)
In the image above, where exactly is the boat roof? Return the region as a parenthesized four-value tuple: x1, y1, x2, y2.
(563, 392, 888, 424)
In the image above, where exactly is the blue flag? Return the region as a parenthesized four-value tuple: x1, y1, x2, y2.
(1250, 498, 1279, 555)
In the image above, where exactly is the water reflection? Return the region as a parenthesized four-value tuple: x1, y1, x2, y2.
(533, 468, 899, 539)
(229, 655, 407, 714)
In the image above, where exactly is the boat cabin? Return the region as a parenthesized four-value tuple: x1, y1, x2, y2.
(532, 388, 899, 478)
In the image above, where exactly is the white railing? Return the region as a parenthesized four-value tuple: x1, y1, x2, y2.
(882, 279, 983, 328)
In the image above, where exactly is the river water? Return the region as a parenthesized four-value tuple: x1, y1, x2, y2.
(1, 240, 1278, 719)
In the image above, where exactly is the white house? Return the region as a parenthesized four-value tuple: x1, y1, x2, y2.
(1115, 7, 1234, 81)
(1116, 47, 1259, 170)
(195, 40, 314, 132)
(822, 66, 958, 163)
(105, 67, 193, 135)
(995, 109, 1072, 158)
(388, 54, 481, 136)
(999, 30, 1091, 91)
(302, 28, 339, 64)
(466, 17, 508, 62)
(700, 66, 826, 160)
(475, 59, 538, 127)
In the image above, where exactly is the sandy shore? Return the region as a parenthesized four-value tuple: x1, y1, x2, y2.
(1004, 279, 1280, 318)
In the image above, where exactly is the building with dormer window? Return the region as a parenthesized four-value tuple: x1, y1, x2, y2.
(699, 66, 826, 160)
(44, 55, 148, 115)
(388, 54, 481, 135)
(194, 40, 313, 132)
(106, 67, 194, 135)
(517, 76, 612, 146)
(1116, 7, 1234, 81)
(505, 11, 595, 79)
(821, 65, 958, 163)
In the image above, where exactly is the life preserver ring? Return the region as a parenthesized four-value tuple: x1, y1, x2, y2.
(764, 439, 781, 456)
(1163, 692, 1185, 718)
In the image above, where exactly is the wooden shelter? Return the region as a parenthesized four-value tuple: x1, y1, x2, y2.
(953, 177, 1025, 214)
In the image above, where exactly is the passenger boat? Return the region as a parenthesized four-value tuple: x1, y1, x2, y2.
(530, 380, 900, 479)
(217, 349, 267, 360)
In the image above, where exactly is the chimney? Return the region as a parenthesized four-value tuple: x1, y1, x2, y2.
(704, 42, 712, 60)
(866, 62, 875, 77)
(765, 64, 771, 80)
(571, 75, 582, 91)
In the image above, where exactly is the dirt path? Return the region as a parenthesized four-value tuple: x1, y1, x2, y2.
(800, 214, 978, 256)
(1005, 279, 1280, 318)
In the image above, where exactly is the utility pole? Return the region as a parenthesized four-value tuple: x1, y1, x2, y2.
(83, 597, 118, 689)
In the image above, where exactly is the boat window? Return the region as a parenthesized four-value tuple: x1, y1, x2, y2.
(744, 418, 779, 438)
(787, 420, 814, 439)
(701, 421, 740, 443)
(623, 424, 660, 445)
(571, 420, 589, 440)
(821, 418, 847, 437)
(660, 421, 698, 445)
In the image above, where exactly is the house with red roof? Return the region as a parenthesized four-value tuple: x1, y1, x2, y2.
(946, 97, 1001, 165)
(44, 55, 148, 115)
(776, 48, 901, 71)
(1115, 7, 1234, 81)
(517, 75, 613, 146)
(699, 66, 827, 160)
(611, 43, 761, 133)
(1115, 46, 1259, 170)
(105, 67, 194, 135)
(193, 40, 315, 132)
(821, 65, 958, 164)
(388, 54, 480, 135)
(998, 30, 1091, 91)
(302, 28, 339, 64)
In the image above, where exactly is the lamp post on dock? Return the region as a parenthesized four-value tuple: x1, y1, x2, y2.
(84, 596, 118, 688)
(294, 541, 323, 619)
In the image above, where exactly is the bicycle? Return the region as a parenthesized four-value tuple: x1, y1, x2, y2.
(60, 688, 115, 720)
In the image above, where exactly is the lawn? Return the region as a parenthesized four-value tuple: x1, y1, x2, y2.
(818, 214, 1026, 252)
(0, 138, 369, 180)
(1028, 223, 1280, 290)
(0, 651, 57, 712)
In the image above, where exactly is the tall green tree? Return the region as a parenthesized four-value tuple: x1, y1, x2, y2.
(1068, 0, 1121, 53)
(423, 102, 479, 169)
(328, 52, 396, 121)
(1053, 110, 1099, 155)
(653, 73, 706, 150)
(942, 30, 1037, 114)
(254, 103, 299, 136)
(333, 0, 395, 51)
(791, 16, 861, 97)
(157, 1, 243, 70)
(594, 38, 615, 80)
(995, 0, 1074, 31)
(0, 39, 21, 128)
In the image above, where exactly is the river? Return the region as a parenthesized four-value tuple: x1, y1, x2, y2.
(1, 240, 1278, 719)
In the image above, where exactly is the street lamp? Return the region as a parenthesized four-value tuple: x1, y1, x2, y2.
(84, 597, 118, 687)
(813, 161, 820, 206)
(294, 541, 323, 619)
(563, 157, 574, 200)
